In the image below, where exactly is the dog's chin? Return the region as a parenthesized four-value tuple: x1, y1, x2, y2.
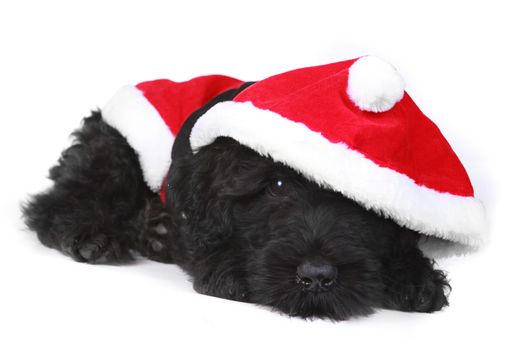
(246, 238, 385, 320)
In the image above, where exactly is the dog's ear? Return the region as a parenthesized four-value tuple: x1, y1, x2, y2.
(166, 139, 237, 252)
(190, 195, 233, 251)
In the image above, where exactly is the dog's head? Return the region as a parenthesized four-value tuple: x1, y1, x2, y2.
(166, 137, 416, 320)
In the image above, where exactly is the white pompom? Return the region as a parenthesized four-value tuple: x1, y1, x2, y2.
(347, 56, 405, 113)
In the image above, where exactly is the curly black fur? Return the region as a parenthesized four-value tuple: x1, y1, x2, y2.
(22, 111, 182, 264)
(165, 137, 450, 319)
(23, 97, 450, 320)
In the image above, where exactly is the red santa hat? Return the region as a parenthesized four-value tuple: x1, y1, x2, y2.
(102, 56, 486, 257)
(102, 75, 244, 192)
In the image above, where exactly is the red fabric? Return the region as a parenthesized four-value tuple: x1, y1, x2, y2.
(234, 59, 474, 197)
(159, 177, 167, 204)
(137, 75, 244, 136)
(137, 75, 244, 201)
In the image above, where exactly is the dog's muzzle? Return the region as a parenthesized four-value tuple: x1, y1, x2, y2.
(296, 258, 338, 292)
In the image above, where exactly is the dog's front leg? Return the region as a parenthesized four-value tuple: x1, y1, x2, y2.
(381, 230, 451, 312)
(190, 248, 249, 302)
(23, 112, 159, 264)
(133, 197, 177, 263)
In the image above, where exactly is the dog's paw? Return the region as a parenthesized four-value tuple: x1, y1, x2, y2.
(136, 221, 172, 262)
(223, 275, 249, 302)
(65, 233, 130, 264)
(194, 273, 249, 302)
(395, 268, 450, 313)
(136, 201, 174, 263)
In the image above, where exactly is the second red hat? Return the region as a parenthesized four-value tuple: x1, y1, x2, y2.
(190, 56, 486, 256)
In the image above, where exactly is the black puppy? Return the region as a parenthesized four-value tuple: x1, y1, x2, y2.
(23, 90, 450, 320)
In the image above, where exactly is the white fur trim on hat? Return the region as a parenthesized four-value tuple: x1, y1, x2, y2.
(190, 101, 487, 258)
(101, 86, 174, 191)
(347, 56, 405, 113)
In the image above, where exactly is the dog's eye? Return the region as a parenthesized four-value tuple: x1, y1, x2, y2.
(267, 178, 286, 196)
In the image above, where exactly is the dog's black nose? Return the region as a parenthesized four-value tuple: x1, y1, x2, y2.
(296, 259, 337, 292)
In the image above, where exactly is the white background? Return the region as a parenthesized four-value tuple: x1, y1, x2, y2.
(1, 1, 524, 349)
